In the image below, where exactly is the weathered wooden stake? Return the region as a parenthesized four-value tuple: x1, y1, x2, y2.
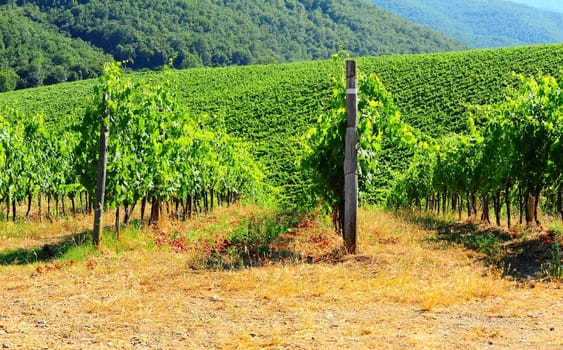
(93, 92, 110, 247)
(344, 60, 358, 254)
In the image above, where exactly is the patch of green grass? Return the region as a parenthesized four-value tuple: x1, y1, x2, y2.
(463, 232, 503, 258)
(0, 223, 156, 265)
(542, 239, 562, 280)
(58, 243, 97, 261)
(0, 221, 37, 238)
(0, 230, 91, 265)
(103, 225, 156, 252)
(227, 212, 292, 249)
(547, 221, 563, 234)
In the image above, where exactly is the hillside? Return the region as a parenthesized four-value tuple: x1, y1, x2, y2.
(1, 0, 466, 90)
(2, 44, 562, 200)
(370, 0, 563, 48)
(0, 5, 111, 91)
(507, 0, 563, 13)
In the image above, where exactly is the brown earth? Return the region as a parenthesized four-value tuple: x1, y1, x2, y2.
(0, 208, 561, 349)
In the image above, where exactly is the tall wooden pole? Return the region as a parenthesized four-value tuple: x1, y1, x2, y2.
(344, 60, 358, 254)
(93, 92, 110, 247)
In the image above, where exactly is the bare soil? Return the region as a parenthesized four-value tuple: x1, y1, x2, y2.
(0, 209, 561, 349)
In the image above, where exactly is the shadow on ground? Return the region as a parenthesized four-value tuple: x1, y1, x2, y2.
(406, 214, 559, 281)
(186, 213, 346, 270)
(188, 231, 344, 271)
(0, 231, 91, 265)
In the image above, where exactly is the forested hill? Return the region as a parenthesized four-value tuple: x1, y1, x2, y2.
(1, 0, 466, 91)
(507, 0, 563, 13)
(0, 5, 111, 91)
(370, 0, 563, 48)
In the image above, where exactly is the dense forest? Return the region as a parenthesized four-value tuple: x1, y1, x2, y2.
(370, 0, 563, 48)
(508, 0, 563, 13)
(0, 0, 466, 91)
(0, 5, 110, 91)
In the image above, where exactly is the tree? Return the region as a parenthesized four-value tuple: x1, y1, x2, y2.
(0, 69, 18, 92)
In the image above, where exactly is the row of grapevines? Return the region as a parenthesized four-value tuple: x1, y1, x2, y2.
(2, 44, 562, 204)
(0, 108, 79, 221)
(0, 63, 267, 224)
(301, 55, 417, 232)
(388, 72, 563, 227)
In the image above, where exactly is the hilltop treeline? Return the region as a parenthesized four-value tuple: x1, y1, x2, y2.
(0, 5, 110, 91)
(370, 0, 563, 48)
(0, 0, 465, 90)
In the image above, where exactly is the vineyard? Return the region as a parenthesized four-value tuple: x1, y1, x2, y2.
(2, 44, 562, 203)
(0, 63, 266, 233)
(0, 39, 562, 350)
(0, 44, 562, 235)
(387, 73, 563, 226)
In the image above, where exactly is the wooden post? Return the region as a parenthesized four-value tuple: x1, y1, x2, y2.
(92, 92, 110, 247)
(344, 60, 358, 254)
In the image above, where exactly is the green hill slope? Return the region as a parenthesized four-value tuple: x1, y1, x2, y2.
(370, 0, 563, 48)
(11, 0, 465, 71)
(507, 0, 563, 13)
(2, 44, 562, 200)
(0, 5, 111, 91)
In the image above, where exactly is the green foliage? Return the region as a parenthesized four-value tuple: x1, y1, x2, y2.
(302, 58, 416, 229)
(0, 70, 18, 92)
(390, 71, 563, 221)
(0, 106, 80, 221)
(0, 61, 267, 224)
(5, 0, 464, 83)
(203, 210, 296, 268)
(543, 239, 562, 279)
(465, 231, 503, 258)
(227, 214, 289, 250)
(2, 44, 562, 206)
(75, 62, 267, 211)
(370, 0, 563, 48)
(0, 4, 111, 89)
(386, 142, 436, 209)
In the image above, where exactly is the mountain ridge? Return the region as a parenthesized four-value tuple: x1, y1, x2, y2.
(506, 0, 563, 13)
(370, 0, 563, 48)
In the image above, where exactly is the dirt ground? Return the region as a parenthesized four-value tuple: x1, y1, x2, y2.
(0, 209, 561, 349)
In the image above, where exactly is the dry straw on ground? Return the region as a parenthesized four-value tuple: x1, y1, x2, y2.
(0, 205, 561, 349)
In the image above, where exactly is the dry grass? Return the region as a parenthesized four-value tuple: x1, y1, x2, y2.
(357, 211, 510, 307)
(0, 205, 561, 349)
(0, 214, 91, 250)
